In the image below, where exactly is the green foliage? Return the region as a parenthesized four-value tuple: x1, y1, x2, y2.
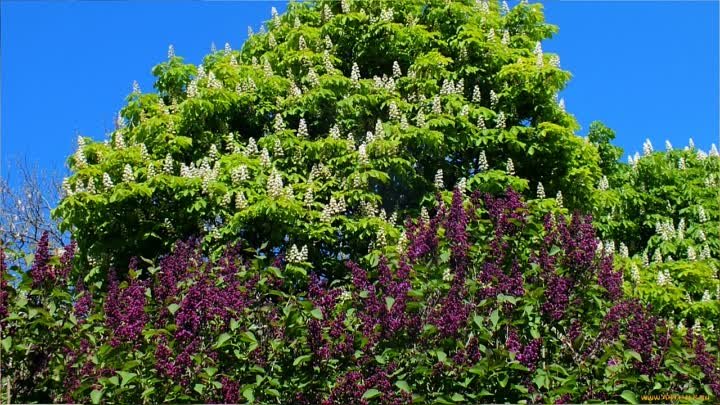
(54, 0, 602, 279)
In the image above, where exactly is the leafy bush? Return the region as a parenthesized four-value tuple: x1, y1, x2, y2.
(3, 188, 719, 403)
(54, 0, 601, 279)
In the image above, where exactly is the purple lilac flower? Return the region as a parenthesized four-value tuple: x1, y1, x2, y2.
(0, 249, 8, 324)
(542, 274, 572, 320)
(73, 281, 92, 319)
(104, 271, 148, 346)
(447, 188, 470, 276)
(221, 376, 240, 404)
(597, 255, 623, 300)
(30, 231, 52, 287)
(686, 332, 720, 396)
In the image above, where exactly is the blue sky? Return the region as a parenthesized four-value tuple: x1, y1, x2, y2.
(1, 0, 718, 178)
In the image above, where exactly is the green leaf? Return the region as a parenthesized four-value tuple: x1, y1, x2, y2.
(310, 308, 323, 320)
(362, 389, 381, 399)
(243, 387, 255, 402)
(385, 296, 396, 311)
(620, 390, 638, 404)
(194, 383, 205, 394)
(451, 393, 465, 402)
(204, 367, 218, 377)
(1, 336, 11, 352)
(117, 370, 137, 387)
(214, 333, 232, 349)
(167, 303, 180, 315)
(490, 309, 499, 329)
(549, 245, 562, 256)
(624, 349, 642, 362)
(293, 354, 312, 366)
(395, 380, 411, 393)
(90, 389, 103, 404)
(437, 350, 447, 362)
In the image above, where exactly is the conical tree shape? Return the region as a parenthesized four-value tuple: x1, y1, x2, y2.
(56, 0, 601, 277)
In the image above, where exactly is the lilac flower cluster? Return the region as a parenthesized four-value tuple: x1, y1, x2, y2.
(104, 271, 148, 346)
(686, 332, 720, 396)
(405, 200, 445, 262)
(506, 329, 542, 372)
(221, 376, 240, 404)
(597, 255, 623, 300)
(541, 273, 572, 320)
(347, 258, 416, 345)
(73, 281, 92, 319)
(0, 249, 8, 324)
(446, 188, 469, 276)
(30, 231, 52, 287)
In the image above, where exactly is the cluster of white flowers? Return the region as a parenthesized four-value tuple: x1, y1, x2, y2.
(391, 61, 403, 79)
(456, 177, 467, 194)
(103, 172, 114, 189)
(86, 179, 97, 194)
(273, 115, 286, 133)
(296, 119, 309, 138)
(303, 187, 314, 208)
(652, 249, 663, 264)
(534, 42, 543, 67)
(702, 290, 712, 302)
(235, 191, 248, 209)
(618, 242, 629, 258)
(506, 158, 515, 176)
(665, 140, 673, 151)
(261, 58, 273, 77)
(293, 16, 301, 28)
(322, 4, 334, 21)
(478, 151, 489, 172)
(360, 200, 379, 218)
(555, 191, 563, 208)
(320, 196, 346, 222)
(459, 104, 469, 117)
(75, 137, 87, 167)
(710, 143, 719, 157)
(697, 149, 708, 160)
(114, 132, 126, 149)
(487, 28, 495, 42)
(677, 157, 686, 170)
(596, 240, 604, 257)
(260, 148, 271, 167)
(287, 244, 309, 263)
(267, 169, 284, 198)
(379, 8, 394, 22)
(687, 137, 695, 150)
(490, 90, 499, 109)
(329, 124, 341, 140)
(376, 227, 387, 248)
(699, 244, 711, 260)
(416, 110, 426, 127)
(604, 240, 616, 256)
(477, 115, 486, 129)
(388, 101, 401, 121)
(122, 164, 135, 183)
(472, 85, 482, 103)
(206, 71, 222, 89)
(309, 163, 332, 181)
(477, 0, 490, 14)
(698, 206, 707, 223)
(147, 163, 156, 178)
(221, 192, 232, 207)
(432, 95, 442, 114)
(549, 55, 560, 68)
(351, 62, 361, 85)
(307, 68, 320, 87)
(132, 80, 141, 94)
(655, 219, 675, 241)
(501, 30, 510, 46)
(496, 112, 506, 129)
(656, 268, 671, 286)
(358, 143, 370, 165)
(420, 207, 430, 224)
(536, 182, 545, 199)
(246, 138, 259, 155)
(598, 175, 609, 190)
(434, 169, 444, 189)
(187, 79, 199, 98)
(630, 264, 640, 284)
(558, 98, 565, 112)
(267, 32, 277, 48)
(323, 51, 335, 72)
(442, 268, 454, 282)
(62, 178, 73, 197)
(501, 0, 511, 14)
(642, 139, 653, 156)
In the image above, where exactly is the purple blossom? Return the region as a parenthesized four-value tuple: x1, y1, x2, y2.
(104, 271, 148, 346)
(30, 231, 52, 287)
(221, 376, 240, 404)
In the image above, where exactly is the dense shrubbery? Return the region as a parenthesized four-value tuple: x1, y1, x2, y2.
(3, 188, 718, 403)
(2, 0, 719, 403)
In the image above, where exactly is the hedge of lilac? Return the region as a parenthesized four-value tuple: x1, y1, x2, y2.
(2, 188, 718, 403)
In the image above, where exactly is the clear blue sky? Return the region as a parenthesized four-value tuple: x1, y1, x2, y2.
(2, 0, 718, 177)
